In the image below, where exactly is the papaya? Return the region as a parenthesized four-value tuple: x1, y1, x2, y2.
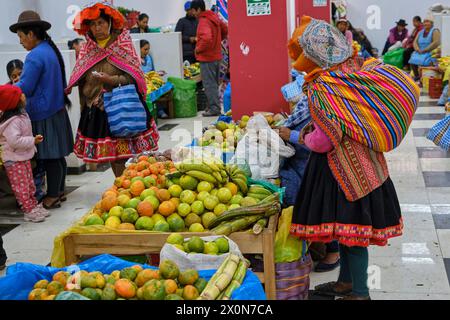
(104, 274, 116, 285)
(164, 279, 178, 294)
(46, 281, 64, 296)
(111, 270, 121, 280)
(115, 279, 137, 299)
(182, 285, 199, 300)
(80, 275, 97, 288)
(178, 269, 199, 286)
(142, 279, 166, 300)
(81, 288, 101, 300)
(52, 271, 70, 287)
(28, 288, 49, 300)
(194, 278, 208, 294)
(120, 267, 138, 281)
(136, 287, 144, 300)
(159, 260, 180, 280)
(90, 272, 106, 289)
(33, 280, 49, 289)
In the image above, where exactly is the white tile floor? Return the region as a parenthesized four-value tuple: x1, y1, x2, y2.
(1, 97, 450, 300)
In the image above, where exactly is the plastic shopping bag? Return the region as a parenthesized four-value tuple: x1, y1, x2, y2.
(159, 236, 244, 271)
(168, 77, 197, 118)
(383, 48, 405, 69)
(274, 207, 306, 263)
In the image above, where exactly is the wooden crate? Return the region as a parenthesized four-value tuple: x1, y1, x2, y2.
(63, 214, 278, 300)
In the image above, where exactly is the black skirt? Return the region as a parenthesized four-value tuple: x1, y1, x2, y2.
(291, 152, 403, 247)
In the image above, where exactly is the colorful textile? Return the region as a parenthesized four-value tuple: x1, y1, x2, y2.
(427, 115, 450, 151)
(305, 58, 420, 153)
(299, 18, 353, 70)
(73, 120, 159, 163)
(4, 160, 37, 213)
(66, 30, 146, 97)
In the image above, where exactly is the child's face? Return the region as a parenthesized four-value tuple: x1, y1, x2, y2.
(10, 68, 22, 84)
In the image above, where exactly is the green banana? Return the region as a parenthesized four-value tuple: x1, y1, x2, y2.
(203, 160, 221, 172)
(220, 170, 228, 178)
(186, 170, 217, 184)
(212, 171, 223, 183)
(232, 174, 248, 183)
(232, 178, 248, 194)
(248, 186, 272, 196)
(246, 193, 269, 201)
(179, 163, 213, 174)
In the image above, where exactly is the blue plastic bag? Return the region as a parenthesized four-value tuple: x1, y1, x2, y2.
(223, 83, 231, 113)
(0, 254, 266, 300)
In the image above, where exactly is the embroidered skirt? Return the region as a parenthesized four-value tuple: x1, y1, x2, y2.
(74, 105, 159, 163)
(291, 152, 403, 247)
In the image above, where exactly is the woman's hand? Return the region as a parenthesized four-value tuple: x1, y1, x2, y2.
(278, 127, 291, 142)
(92, 71, 114, 85)
(34, 135, 43, 145)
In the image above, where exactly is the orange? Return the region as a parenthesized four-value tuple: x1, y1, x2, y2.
(131, 265, 144, 273)
(138, 155, 149, 162)
(158, 201, 176, 217)
(122, 179, 131, 189)
(136, 161, 148, 172)
(115, 279, 137, 299)
(141, 169, 151, 177)
(160, 169, 167, 175)
(156, 189, 171, 202)
(130, 180, 145, 197)
(94, 201, 102, 210)
(169, 198, 180, 208)
(128, 170, 138, 178)
(225, 182, 239, 196)
(137, 201, 154, 217)
(92, 208, 104, 216)
(137, 172, 145, 178)
(103, 190, 118, 199)
(150, 174, 158, 181)
(119, 189, 132, 198)
(149, 164, 159, 175)
(118, 223, 136, 231)
(135, 269, 159, 287)
(128, 163, 137, 171)
(101, 196, 118, 212)
(150, 186, 159, 193)
(164, 279, 178, 294)
(182, 285, 199, 300)
(169, 168, 177, 173)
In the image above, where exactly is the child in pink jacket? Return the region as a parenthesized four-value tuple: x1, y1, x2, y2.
(0, 85, 49, 222)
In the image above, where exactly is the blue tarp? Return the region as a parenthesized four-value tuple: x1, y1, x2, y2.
(0, 254, 266, 300)
(149, 82, 174, 103)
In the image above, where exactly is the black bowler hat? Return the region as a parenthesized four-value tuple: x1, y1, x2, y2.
(396, 19, 408, 27)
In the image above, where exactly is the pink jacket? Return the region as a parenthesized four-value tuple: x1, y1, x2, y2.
(304, 122, 334, 153)
(0, 113, 36, 162)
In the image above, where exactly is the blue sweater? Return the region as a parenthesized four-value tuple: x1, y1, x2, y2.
(17, 41, 65, 122)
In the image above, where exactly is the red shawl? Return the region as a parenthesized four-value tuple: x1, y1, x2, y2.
(66, 29, 146, 96)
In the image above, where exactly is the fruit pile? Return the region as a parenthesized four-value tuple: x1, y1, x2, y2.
(83, 153, 277, 234)
(197, 121, 245, 152)
(184, 62, 200, 79)
(166, 234, 230, 255)
(237, 113, 286, 130)
(145, 71, 165, 93)
(28, 260, 207, 300)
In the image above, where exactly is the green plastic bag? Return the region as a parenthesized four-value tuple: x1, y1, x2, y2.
(383, 48, 405, 69)
(247, 177, 285, 204)
(168, 77, 198, 118)
(274, 207, 306, 263)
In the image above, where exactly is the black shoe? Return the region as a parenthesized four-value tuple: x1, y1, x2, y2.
(202, 110, 221, 117)
(315, 259, 341, 273)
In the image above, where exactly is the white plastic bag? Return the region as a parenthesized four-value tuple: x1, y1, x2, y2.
(159, 236, 244, 271)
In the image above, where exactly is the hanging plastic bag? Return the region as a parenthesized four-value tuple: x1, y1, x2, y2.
(160, 236, 244, 271)
(168, 77, 197, 118)
(274, 207, 306, 263)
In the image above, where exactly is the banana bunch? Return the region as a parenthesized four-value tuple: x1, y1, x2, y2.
(247, 185, 273, 200)
(225, 164, 248, 194)
(175, 157, 228, 186)
(145, 71, 165, 93)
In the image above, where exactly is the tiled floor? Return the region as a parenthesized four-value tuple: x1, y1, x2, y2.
(1, 99, 450, 299)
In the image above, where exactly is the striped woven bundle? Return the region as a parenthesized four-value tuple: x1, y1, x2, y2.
(306, 59, 420, 152)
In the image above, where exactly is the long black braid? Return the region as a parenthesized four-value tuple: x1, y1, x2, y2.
(18, 26, 72, 108)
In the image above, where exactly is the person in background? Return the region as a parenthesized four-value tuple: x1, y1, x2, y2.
(140, 40, 155, 73)
(0, 85, 49, 222)
(191, 0, 228, 117)
(175, 1, 199, 64)
(6, 59, 23, 84)
(0, 234, 6, 270)
(402, 16, 423, 70)
(67, 38, 85, 59)
(382, 19, 409, 55)
(354, 29, 376, 58)
(10, 11, 74, 210)
(336, 19, 353, 46)
(409, 15, 441, 82)
(130, 13, 149, 34)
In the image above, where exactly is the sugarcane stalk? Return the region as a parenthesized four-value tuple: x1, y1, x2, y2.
(221, 259, 249, 300)
(264, 203, 281, 217)
(230, 215, 264, 233)
(210, 223, 233, 236)
(252, 218, 268, 235)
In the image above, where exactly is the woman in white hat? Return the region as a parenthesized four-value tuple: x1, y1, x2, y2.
(409, 14, 441, 81)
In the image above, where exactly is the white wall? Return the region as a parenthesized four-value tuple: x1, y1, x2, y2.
(443, 15, 450, 56)
(346, 0, 444, 52)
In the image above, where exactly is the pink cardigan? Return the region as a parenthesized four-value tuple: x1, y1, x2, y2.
(304, 122, 334, 153)
(0, 113, 36, 162)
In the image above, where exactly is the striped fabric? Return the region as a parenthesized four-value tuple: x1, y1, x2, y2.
(103, 84, 147, 138)
(306, 58, 420, 152)
(427, 115, 450, 151)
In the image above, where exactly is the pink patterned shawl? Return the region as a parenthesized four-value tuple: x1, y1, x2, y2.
(66, 29, 146, 96)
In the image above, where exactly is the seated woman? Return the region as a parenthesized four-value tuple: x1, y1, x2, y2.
(382, 19, 408, 55)
(66, 2, 159, 177)
(140, 40, 155, 74)
(409, 15, 441, 82)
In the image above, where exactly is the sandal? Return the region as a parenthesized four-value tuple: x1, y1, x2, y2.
(337, 294, 371, 301)
(42, 198, 61, 210)
(314, 281, 352, 297)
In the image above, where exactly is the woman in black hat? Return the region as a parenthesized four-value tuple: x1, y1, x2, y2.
(382, 19, 409, 55)
(10, 11, 74, 210)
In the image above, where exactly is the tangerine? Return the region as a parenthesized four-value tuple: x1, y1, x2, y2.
(122, 179, 131, 189)
(149, 164, 159, 175)
(158, 201, 176, 217)
(130, 180, 145, 197)
(141, 169, 151, 177)
(101, 196, 118, 212)
(103, 190, 118, 199)
(137, 201, 154, 217)
(115, 279, 137, 299)
(138, 155, 149, 162)
(157, 189, 171, 201)
(136, 161, 148, 172)
(169, 198, 180, 208)
(164, 279, 178, 294)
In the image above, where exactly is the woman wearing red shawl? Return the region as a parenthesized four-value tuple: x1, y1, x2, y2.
(288, 17, 419, 300)
(66, 2, 159, 177)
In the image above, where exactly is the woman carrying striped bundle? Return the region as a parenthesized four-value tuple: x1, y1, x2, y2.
(288, 16, 420, 300)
